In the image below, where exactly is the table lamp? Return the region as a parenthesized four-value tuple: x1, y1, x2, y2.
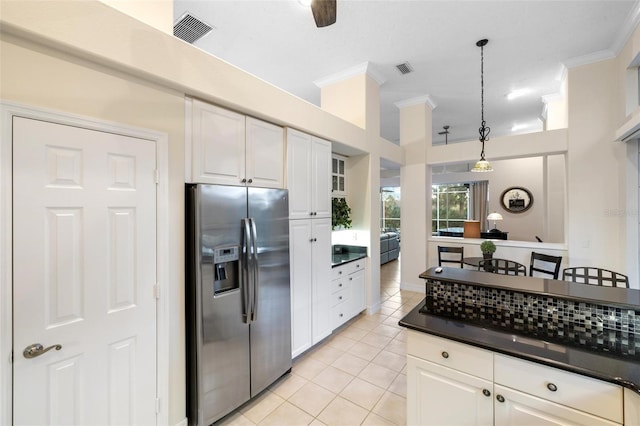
(487, 212, 503, 233)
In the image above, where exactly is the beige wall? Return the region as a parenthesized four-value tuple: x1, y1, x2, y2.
(99, 0, 174, 34)
(567, 58, 628, 274)
(1, 35, 188, 424)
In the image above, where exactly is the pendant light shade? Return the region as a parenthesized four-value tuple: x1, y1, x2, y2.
(471, 38, 492, 173)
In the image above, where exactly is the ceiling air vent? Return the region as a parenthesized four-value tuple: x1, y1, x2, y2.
(395, 62, 413, 75)
(173, 13, 213, 44)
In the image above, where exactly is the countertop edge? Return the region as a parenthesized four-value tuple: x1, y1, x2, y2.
(399, 300, 640, 395)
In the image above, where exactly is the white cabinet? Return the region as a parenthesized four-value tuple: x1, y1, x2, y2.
(624, 388, 640, 426)
(331, 260, 366, 329)
(494, 354, 623, 424)
(407, 331, 626, 426)
(494, 385, 620, 426)
(289, 218, 331, 358)
(407, 356, 494, 426)
(187, 99, 284, 187)
(407, 331, 493, 426)
(286, 128, 331, 219)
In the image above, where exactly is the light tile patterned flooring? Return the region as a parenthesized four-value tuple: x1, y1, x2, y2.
(218, 259, 424, 426)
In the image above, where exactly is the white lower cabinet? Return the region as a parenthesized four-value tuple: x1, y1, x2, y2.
(289, 218, 331, 358)
(331, 260, 366, 329)
(625, 388, 640, 426)
(494, 385, 620, 426)
(407, 330, 627, 425)
(407, 355, 493, 426)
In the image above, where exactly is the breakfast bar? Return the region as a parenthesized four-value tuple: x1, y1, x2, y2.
(400, 267, 640, 425)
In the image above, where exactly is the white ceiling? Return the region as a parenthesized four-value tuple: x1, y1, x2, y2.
(173, 0, 638, 148)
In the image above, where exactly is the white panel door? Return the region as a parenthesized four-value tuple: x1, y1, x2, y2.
(12, 117, 157, 425)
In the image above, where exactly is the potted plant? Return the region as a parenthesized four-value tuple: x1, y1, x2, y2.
(332, 197, 352, 230)
(480, 240, 496, 260)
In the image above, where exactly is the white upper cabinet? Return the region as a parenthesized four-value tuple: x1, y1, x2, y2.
(187, 99, 284, 187)
(286, 128, 331, 219)
(245, 116, 285, 188)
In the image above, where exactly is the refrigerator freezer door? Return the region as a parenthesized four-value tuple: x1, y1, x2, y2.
(195, 184, 251, 425)
(247, 187, 292, 397)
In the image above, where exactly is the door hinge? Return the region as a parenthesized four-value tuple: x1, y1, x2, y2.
(154, 283, 160, 300)
(154, 169, 159, 184)
(155, 397, 161, 414)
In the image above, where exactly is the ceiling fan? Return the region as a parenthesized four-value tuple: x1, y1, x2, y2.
(310, 0, 337, 27)
(438, 125, 450, 144)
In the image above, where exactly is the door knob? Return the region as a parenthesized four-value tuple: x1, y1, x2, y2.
(23, 343, 62, 359)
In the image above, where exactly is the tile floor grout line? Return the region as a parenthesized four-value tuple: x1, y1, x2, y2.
(219, 258, 420, 426)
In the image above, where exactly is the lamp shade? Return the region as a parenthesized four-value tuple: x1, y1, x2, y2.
(487, 212, 503, 221)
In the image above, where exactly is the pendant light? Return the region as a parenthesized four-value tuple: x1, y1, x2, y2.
(471, 38, 493, 172)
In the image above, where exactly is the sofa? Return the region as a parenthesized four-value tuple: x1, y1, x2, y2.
(380, 232, 400, 264)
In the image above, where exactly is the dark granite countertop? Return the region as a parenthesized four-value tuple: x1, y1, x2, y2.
(400, 298, 640, 394)
(331, 245, 367, 267)
(420, 267, 640, 309)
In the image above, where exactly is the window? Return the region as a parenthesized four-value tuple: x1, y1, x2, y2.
(381, 187, 400, 232)
(332, 154, 347, 196)
(432, 183, 470, 233)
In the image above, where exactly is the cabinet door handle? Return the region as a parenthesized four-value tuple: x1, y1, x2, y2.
(339, 271, 342, 275)
(441, 351, 449, 359)
(339, 296, 343, 300)
(546, 383, 558, 392)
(339, 313, 343, 317)
(248, 178, 253, 184)
(241, 178, 247, 183)
(309, 238, 314, 243)
(496, 394, 505, 403)
(339, 283, 343, 287)
(309, 212, 314, 216)
(482, 389, 491, 397)
(349, 277, 353, 281)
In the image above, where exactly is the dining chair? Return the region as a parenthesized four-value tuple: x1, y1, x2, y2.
(562, 267, 629, 288)
(478, 258, 527, 276)
(438, 246, 464, 268)
(529, 252, 562, 279)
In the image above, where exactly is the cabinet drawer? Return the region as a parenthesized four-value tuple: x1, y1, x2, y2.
(406, 330, 493, 380)
(332, 287, 350, 306)
(332, 301, 350, 326)
(332, 259, 365, 280)
(331, 277, 347, 294)
(494, 354, 623, 423)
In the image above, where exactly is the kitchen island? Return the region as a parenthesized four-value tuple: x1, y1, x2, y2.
(400, 267, 640, 425)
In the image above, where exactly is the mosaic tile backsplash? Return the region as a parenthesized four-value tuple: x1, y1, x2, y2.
(424, 279, 640, 359)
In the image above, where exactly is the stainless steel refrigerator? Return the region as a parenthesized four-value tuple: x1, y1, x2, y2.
(186, 184, 292, 426)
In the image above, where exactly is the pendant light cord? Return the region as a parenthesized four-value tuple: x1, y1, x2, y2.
(477, 39, 490, 159)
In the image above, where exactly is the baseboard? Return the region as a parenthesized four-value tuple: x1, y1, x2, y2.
(175, 417, 188, 426)
(367, 300, 381, 315)
(400, 281, 424, 293)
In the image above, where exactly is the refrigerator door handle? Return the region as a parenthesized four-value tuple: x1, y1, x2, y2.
(241, 218, 252, 324)
(249, 218, 259, 322)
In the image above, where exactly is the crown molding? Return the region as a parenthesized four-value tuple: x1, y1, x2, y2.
(611, 0, 640, 55)
(563, 49, 617, 70)
(394, 95, 437, 110)
(313, 62, 386, 88)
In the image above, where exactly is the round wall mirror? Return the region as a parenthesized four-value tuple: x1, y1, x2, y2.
(500, 186, 533, 213)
